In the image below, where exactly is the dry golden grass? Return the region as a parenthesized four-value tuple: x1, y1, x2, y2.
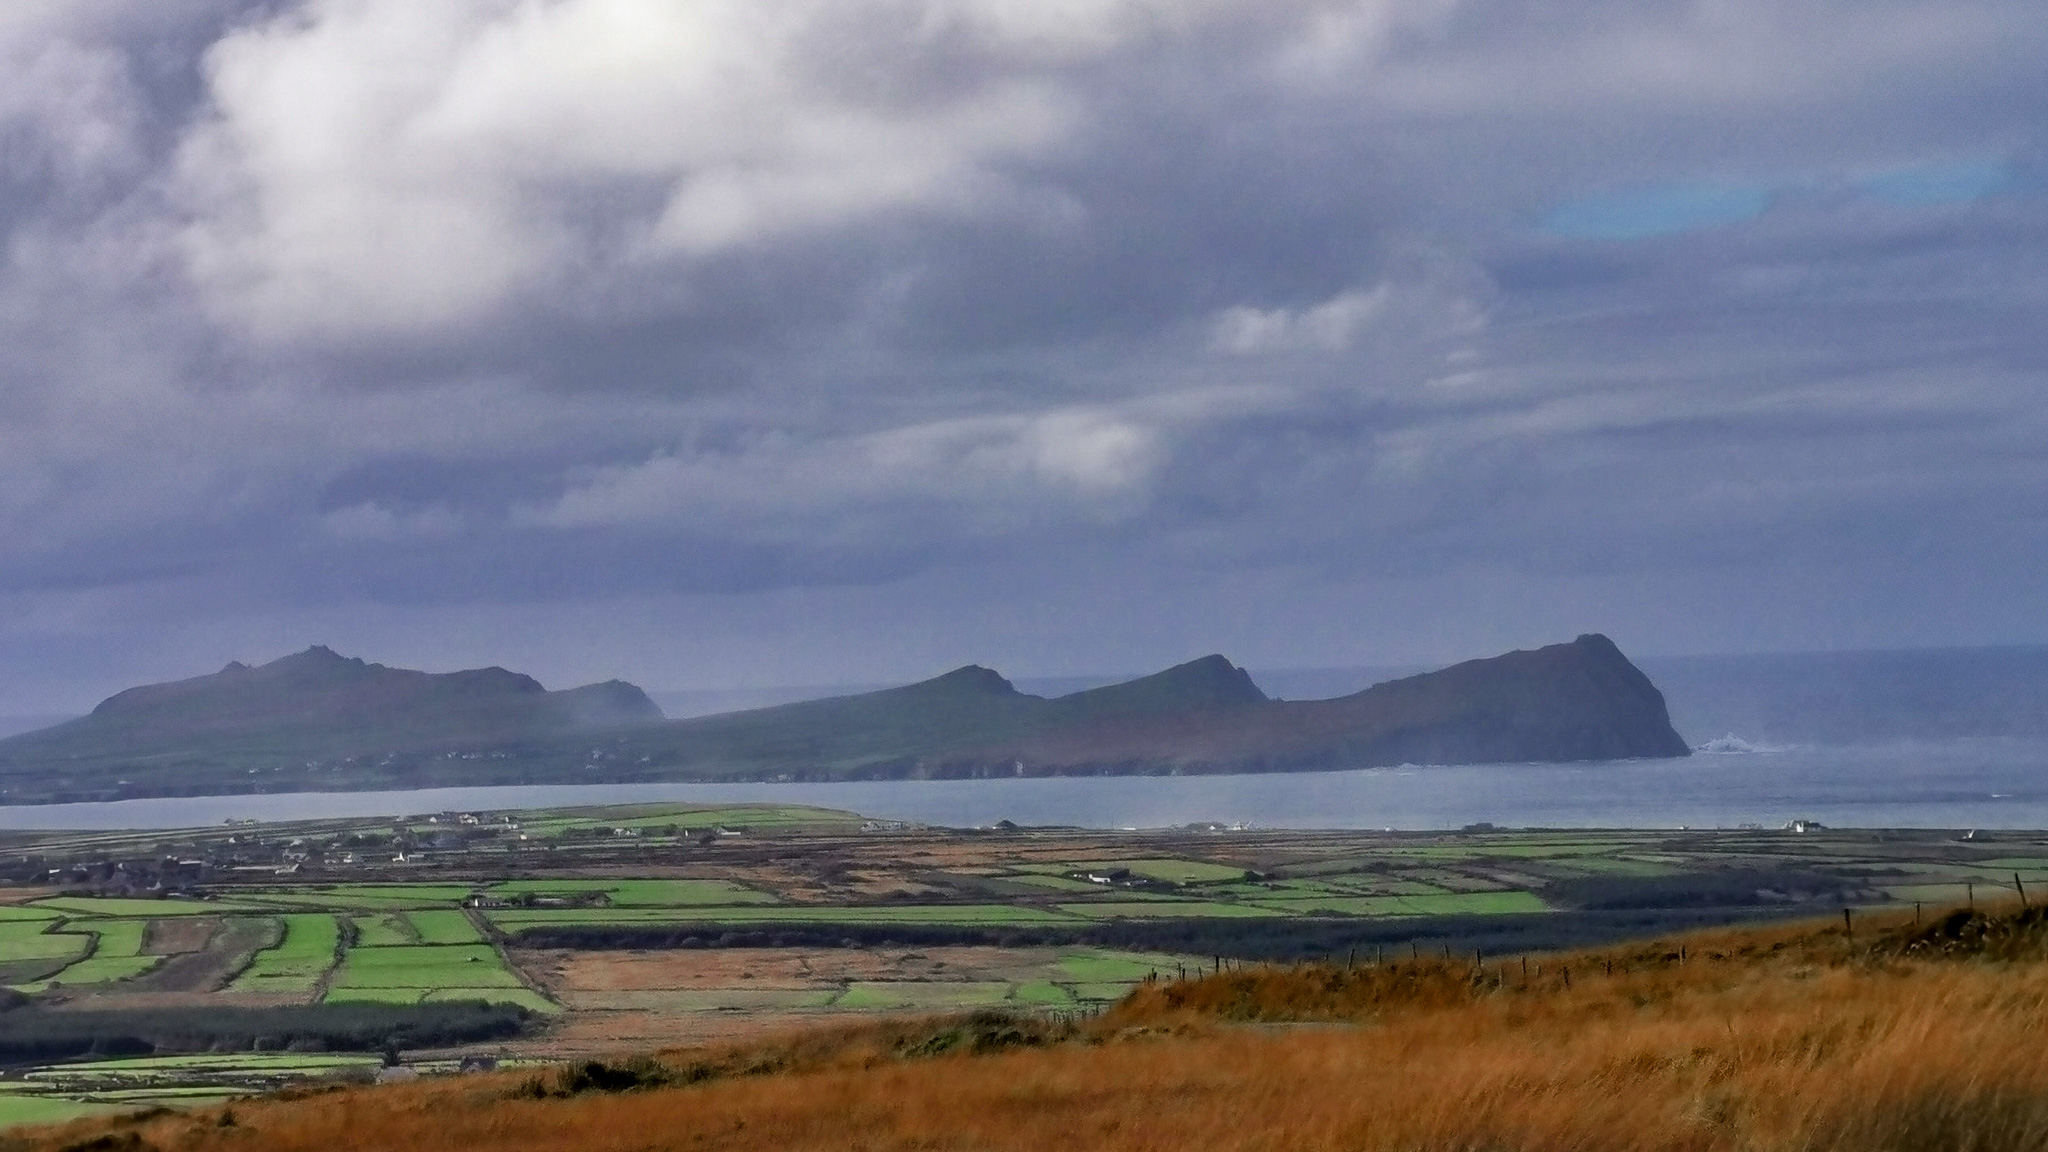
(22, 903, 2048, 1152)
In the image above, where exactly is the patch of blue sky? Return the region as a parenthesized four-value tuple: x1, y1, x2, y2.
(1541, 183, 1771, 241)
(1858, 160, 2010, 208)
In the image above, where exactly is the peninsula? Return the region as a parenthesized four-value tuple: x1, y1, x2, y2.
(0, 635, 1687, 803)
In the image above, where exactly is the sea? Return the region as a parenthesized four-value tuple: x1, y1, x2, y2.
(0, 645, 2043, 832)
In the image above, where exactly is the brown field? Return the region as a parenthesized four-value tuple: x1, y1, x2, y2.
(142, 916, 220, 955)
(524, 944, 1074, 993)
(25, 902, 2048, 1152)
(49, 917, 290, 1006)
(507, 945, 1158, 1054)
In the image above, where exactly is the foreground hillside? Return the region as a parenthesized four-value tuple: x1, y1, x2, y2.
(21, 903, 2048, 1152)
(0, 634, 1687, 802)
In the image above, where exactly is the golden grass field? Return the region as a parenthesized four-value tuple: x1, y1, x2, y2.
(18, 901, 2048, 1152)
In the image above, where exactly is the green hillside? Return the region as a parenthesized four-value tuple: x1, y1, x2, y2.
(0, 636, 1687, 803)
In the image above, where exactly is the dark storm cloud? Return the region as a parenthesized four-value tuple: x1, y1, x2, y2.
(0, 0, 2045, 706)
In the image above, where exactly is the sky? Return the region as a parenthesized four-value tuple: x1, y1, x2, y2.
(0, 0, 2044, 711)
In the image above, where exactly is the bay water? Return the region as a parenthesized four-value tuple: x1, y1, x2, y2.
(0, 736, 2040, 832)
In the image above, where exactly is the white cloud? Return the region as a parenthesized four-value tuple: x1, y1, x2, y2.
(166, 0, 1168, 340)
(526, 405, 1166, 535)
(1211, 285, 1391, 354)
(166, 0, 1457, 342)
(1210, 254, 1492, 359)
(0, 6, 148, 187)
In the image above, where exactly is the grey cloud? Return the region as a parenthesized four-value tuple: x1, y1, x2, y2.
(0, 0, 2045, 706)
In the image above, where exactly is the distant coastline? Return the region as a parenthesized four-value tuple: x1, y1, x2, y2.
(0, 636, 1686, 806)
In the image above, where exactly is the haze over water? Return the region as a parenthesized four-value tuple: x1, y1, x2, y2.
(0, 736, 2037, 833)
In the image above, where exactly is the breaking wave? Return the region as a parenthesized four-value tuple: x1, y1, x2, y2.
(1694, 734, 1789, 755)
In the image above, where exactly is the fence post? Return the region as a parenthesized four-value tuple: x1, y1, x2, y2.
(1842, 908, 1853, 945)
(2018, 872, 2030, 910)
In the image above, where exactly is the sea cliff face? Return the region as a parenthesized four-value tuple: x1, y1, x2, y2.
(0, 635, 1685, 803)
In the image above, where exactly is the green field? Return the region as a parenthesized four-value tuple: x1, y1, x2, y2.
(32, 897, 257, 917)
(1067, 981, 1145, 1001)
(1060, 901, 1287, 919)
(588, 990, 839, 1012)
(352, 912, 417, 947)
(38, 919, 161, 987)
(243, 885, 475, 911)
(0, 919, 91, 965)
(322, 986, 428, 1005)
(321, 938, 544, 1011)
(0, 1052, 387, 1125)
(1400, 891, 1549, 915)
(835, 981, 1013, 1010)
(28, 1054, 379, 1076)
(406, 910, 484, 945)
(421, 987, 556, 1012)
(230, 914, 341, 994)
(1370, 879, 1458, 895)
(489, 904, 1086, 929)
(1244, 894, 1411, 916)
(1243, 891, 1547, 916)
(0, 1094, 116, 1128)
(328, 944, 524, 990)
(1076, 858, 1251, 885)
(487, 878, 776, 906)
(998, 873, 1106, 893)
(325, 983, 553, 1013)
(1056, 950, 1179, 983)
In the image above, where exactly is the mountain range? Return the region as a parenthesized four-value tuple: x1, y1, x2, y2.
(0, 634, 1687, 804)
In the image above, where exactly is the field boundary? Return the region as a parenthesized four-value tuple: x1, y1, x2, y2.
(312, 916, 355, 1002)
(214, 917, 282, 991)
(42, 920, 102, 989)
(474, 906, 555, 1008)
